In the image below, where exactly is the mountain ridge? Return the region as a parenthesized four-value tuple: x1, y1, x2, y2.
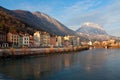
(0, 6, 76, 36)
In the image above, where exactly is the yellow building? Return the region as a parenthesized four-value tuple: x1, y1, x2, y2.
(34, 31, 41, 47)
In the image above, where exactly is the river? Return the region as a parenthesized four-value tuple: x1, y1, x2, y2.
(0, 49, 120, 80)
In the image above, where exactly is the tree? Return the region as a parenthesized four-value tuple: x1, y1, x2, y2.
(9, 26, 16, 33)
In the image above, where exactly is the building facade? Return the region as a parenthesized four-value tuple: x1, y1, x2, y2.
(7, 32, 18, 47)
(41, 32, 50, 47)
(29, 35, 34, 47)
(22, 34, 29, 47)
(0, 32, 8, 48)
(18, 34, 23, 47)
(50, 36, 56, 47)
(63, 35, 70, 47)
(56, 36, 62, 47)
(34, 31, 41, 47)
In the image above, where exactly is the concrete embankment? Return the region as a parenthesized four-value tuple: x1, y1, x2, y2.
(0, 46, 89, 59)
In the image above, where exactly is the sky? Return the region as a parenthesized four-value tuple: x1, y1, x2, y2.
(0, 0, 120, 36)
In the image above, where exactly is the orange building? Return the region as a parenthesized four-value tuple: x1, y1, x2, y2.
(7, 32, 18, 47)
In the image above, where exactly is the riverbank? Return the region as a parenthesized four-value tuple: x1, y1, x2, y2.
(0, 46, 89, 59)
(90, 45, 120, 49)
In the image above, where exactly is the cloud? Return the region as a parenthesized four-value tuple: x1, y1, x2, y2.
(58, 0, 106, 27)
(59, 0, 120, 36)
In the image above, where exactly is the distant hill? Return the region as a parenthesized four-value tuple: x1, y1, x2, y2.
(0, 6, 76, 35)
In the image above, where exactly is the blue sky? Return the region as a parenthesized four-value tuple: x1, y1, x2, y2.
(0, 0, 120, 36)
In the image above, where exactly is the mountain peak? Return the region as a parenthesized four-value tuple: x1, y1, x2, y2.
(82, 22, 104, 30)
(33, 11, 42, 15)
(33, 11, 76, 35)
(76, 22, 107, 35)
(33, 11, 52, 20)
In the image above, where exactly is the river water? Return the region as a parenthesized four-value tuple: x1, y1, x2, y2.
(0, 49, 120, 80)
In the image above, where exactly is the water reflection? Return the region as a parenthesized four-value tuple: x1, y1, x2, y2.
(64, 54, 70, 68)
(0, 49, 120, 80)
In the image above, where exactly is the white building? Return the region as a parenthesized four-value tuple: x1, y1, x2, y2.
(88, 41, 92, 46)
(22, 34, 29, 47)
(56, 36, 62, 46)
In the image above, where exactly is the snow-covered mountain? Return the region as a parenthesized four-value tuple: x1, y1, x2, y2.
(76, 22, 107, 35)
(75, 22, 117, 41)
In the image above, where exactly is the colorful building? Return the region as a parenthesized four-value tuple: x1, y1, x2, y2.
(7, 32, 18, 47)
(41, 32, 50, 47)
